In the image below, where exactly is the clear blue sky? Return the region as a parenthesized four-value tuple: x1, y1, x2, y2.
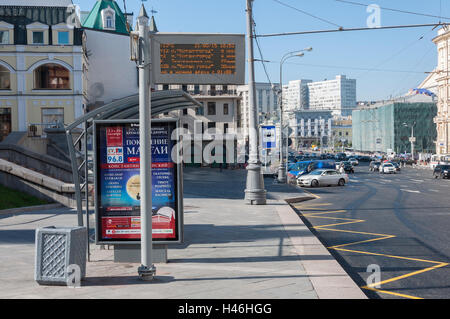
(75, 0, 448, 101)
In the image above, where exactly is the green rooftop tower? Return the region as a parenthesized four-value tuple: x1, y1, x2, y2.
(82, 0, 130, 35)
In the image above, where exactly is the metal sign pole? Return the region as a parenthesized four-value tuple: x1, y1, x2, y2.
(136, 5, 156, 280)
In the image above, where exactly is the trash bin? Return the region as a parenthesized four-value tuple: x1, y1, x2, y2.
(35, 226, 87, 286)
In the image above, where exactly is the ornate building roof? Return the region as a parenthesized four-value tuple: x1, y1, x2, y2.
(82, 0, 130, 35)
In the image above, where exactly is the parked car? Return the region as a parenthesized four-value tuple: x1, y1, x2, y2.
(339, 161, 354, 174)
(348, 157, 359, 166)
(369, 161, 381, 172)
(389, 161, 401, 172)
(297, 169, 349, 187)
(380, 163, 396, 174)
(288, 160, 336, 179)
(433, 164, 450, 179)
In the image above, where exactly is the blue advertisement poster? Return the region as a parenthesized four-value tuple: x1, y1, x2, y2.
(95, 121, 179, 242)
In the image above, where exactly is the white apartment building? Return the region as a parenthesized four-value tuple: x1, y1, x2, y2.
(308, 75, 356, 117)
(433, 26, 450, 155)
(287, 110, 333, 149)
(237, 82, 279, 140)
(282, 79, 312, 112)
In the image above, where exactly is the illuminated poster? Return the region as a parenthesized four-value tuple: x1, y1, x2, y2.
(95, 120, 181, 243)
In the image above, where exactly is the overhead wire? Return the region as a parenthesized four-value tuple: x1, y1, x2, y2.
(272, 0, 343, 29)
(335, 0, 450, 21)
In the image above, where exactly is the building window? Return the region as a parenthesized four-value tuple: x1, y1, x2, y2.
(101, 7, 116, 30)
(196, 105, 204, 116)
(0, 66, 10, 89)
(183, 123, 189, 131)
(208, 122, 216, 129)
(163, 84, 169, 90)
(0, 108, 11, 142)
(224, 123, 229, 133)
(182, 85, 188, 92)
(194, 85, 200, 94)
(42, 108, 64, 127)
(183, 108, 188, 115)
(32, 31, 44, 44)
(223, 103, 229, 115)
(0, 31, 9, 44)
(208, 102, 216, 115)
(34, 64, 70, 89)
(58, 31, 69, 45)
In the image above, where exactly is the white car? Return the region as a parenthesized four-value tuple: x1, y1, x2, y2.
(349, 158, 359, 166)
(380, 163, 396, 174)
(297, 169, 349, 187)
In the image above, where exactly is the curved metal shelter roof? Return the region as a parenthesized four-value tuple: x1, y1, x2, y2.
(66, 90, 201, 131)
(66, 90, 201, 229)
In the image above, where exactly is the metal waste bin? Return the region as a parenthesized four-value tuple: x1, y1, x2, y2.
(35, 226, 87, 286)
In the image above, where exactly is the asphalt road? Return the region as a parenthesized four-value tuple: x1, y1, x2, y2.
(291, 162, 450, 299)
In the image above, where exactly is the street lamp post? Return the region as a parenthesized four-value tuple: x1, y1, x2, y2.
(403, 122, 416, 159)
(244, 0, 266, 205)
(131, 4, 156, 281)
(276, 48, 312, 183)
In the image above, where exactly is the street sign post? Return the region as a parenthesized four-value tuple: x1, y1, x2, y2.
(261, 125, 276, 149)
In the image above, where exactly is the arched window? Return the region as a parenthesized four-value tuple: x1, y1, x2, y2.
(0, 65, 10, 90)
(34, 63, 70, 89)
(102, 7, 116, 30)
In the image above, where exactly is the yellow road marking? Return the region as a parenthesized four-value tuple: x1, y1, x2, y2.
(294, 201, 449, 299)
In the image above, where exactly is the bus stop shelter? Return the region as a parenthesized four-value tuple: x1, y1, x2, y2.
(65, 90, 201, 235)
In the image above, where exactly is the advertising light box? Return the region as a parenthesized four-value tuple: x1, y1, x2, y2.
(93, 120, 183, 245)
(152, 33, 245, 85)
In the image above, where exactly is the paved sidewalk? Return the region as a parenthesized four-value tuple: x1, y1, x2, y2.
(0, 167, 366, 299)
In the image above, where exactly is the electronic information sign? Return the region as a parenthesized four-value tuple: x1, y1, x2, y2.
(152, 33, 245, 85)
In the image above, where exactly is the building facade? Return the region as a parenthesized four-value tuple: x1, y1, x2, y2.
(352, 98, 437, 154)
(0, 0, 85, 140)
(155, 84, 241, 165)
(433, 27, 450, 155)
(237, 82, 279, 141)
(282, 79, 312, 112)
(82, 0, 138, 109)
(287, 110, 333, 150)
(331, 118, 352, 148)
(307, 75, 356, 117)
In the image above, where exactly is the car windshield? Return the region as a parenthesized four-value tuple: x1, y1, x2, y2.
(309, 170, 323, 175)
(440, 165, 450, 170)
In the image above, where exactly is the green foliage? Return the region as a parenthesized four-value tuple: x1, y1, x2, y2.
(0, 185, 49, 210)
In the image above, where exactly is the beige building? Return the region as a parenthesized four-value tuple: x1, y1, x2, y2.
(433, 26, 450, 155)
(0, 1, 86, 141)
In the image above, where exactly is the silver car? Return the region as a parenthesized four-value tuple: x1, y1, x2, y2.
(297, 169, 349, 187)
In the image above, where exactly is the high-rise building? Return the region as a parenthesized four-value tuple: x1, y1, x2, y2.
(282, 79, 312, 112)
(307, 75, 356, 117)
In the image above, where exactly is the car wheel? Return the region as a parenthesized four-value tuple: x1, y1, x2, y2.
(311, 179, 319, 188)
(338, 179, 345, 186)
